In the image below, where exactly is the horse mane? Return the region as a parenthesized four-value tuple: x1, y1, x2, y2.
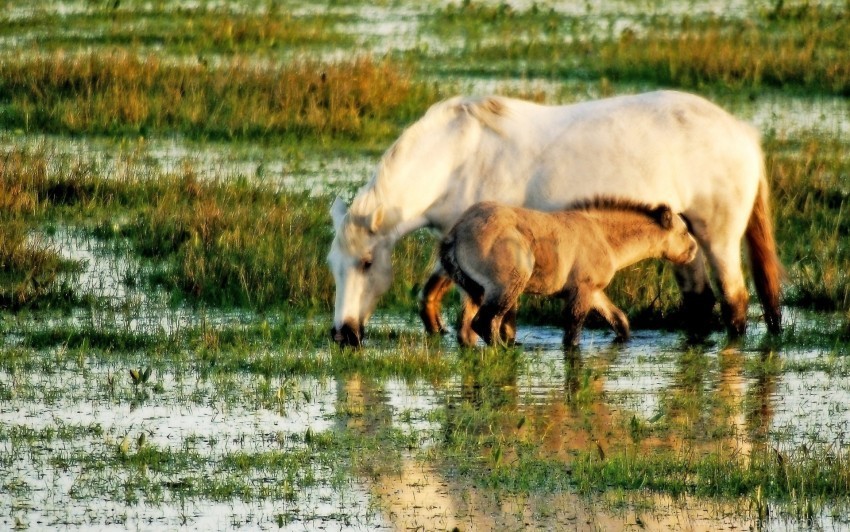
(563, 196, 664, 221)
(350, 96, 509, 218)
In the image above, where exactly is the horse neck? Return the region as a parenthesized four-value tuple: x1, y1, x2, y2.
(357, 151, 462, 240)
(352, 177, 435, 242)
(595, 213, 666, 268)
(354, 97, 492, 238)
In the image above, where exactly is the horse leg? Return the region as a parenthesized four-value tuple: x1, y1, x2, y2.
(418, 267, 452, 335)
(591, 290, 630, 342)
(673, 249, 717, 334)
(457, 294, 480, 347)
(704, 242, 749, 338)
(562, 288, 591, 347)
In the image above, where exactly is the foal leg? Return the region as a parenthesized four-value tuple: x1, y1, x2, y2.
(704, 242, 749, 338)
(457, 295, 480, 348)
(499, 305, 518, 345)
(591, 290, 630, 342)
(472, 301, 505, 345)
(471, 295, 512, 347)
(470, 279, 521, 347)
(418, 267, 453, 335)
(562, 288, 592, 348)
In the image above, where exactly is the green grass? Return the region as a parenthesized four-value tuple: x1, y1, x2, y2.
(0, 52, 436, 141)
(421, 2, 850, 96)
(4, 1, 850, 528)
(0, 5, 353, 54)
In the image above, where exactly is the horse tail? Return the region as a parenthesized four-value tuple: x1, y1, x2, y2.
(439, 232, 485, 303)
(745, 174, 783, 334)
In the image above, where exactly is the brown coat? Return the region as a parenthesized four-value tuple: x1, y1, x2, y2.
(440, 199, 698, 347)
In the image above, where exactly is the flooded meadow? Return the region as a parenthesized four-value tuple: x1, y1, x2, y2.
(3, 0, 850, 530)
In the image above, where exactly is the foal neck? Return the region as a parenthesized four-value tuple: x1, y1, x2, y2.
(593, 212, 667, 268)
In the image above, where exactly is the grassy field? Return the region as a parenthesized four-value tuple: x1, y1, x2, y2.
(3, 0, 850, 529)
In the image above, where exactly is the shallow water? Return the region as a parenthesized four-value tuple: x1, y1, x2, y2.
(5, 157, 849, 529)
(4, 314, 850, 529)
(4, 0, 850, 529)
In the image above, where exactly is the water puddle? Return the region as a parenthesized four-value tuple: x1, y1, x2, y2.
(1, 133, 377, 194)
(11, 226, 259, 340)
(0, 361, 383, 529)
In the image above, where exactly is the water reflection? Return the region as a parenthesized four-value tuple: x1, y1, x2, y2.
(333, 322, 850, 529)
(338, 351, 760, 529)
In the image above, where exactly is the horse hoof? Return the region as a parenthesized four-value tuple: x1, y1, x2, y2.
(331, 323, 362, 348)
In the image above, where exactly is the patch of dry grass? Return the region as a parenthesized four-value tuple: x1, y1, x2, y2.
(0, 52, 429, 140)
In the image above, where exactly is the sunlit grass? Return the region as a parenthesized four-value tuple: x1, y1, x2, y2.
(3, 2, 850, 527)
(0, 5, 353, 53)
(422, 2, 850, 95)
(0, 52, 435, 141)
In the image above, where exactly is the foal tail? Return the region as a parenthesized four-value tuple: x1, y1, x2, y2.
(439, 233, 484, 302)
(745, 177, 783, 334)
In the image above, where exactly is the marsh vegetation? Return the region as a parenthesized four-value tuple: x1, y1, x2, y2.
(3, 0, 850, 529)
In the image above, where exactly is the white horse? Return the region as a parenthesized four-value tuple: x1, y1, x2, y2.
(328, 91, 782, 347)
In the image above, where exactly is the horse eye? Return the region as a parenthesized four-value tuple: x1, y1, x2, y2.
(361, 259, 373, 271)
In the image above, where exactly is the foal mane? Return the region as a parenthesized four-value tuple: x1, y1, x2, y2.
(563, 196, 663, 221)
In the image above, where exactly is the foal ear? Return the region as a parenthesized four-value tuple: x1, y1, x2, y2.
(330, 196, 347, 229)
(654, 205, 674, 230)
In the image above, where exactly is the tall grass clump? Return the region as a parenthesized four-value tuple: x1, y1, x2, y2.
(0, 6, 352, 53)
(0, 223, 77, 309)
(0, 148, 81, 308)
(114, 170, 433, 311)
(137, 172, 334, 308)
(0, 52, 434, 141)
(423, 3, 850, 96)
(596, 13, 850, 95)
(768, 137, 850, 310)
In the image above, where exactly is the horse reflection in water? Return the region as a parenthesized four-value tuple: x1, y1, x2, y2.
(334, 342, 778, 529)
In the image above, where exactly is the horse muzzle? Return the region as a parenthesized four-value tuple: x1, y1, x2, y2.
(331, 321, 363, 348)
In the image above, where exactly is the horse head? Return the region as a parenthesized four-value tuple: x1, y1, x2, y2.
(327, 196, 395, 347)
(653, 205, 699, 265)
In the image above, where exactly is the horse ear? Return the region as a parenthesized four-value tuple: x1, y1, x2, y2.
(655, 205, 674, 229)
(330, 196, 347, 229)
(367, 204, 384, 234)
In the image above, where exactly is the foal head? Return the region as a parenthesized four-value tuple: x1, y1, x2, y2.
(651, 205, 699, 265)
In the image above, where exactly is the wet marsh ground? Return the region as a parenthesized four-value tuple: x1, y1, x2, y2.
(3, 0, 850, 529)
